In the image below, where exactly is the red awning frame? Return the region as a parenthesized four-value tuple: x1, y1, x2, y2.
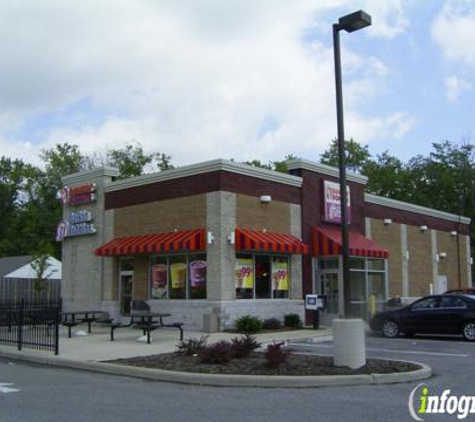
(95, 229, 206, 256)
(313, 227, 388, 259)
(235, 228, 308, 255)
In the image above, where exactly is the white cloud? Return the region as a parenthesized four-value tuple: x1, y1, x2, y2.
(0, 0, 412, 167)
(432, 1, 475, 66)
(445, 75, 472, 102)
(361, 0, 409, 38)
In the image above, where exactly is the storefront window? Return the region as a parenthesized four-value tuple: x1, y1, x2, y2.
(150, 254, 207, 300)
(236, 254, 290, 299)
(236, 254, 254, 299)
(349, 257, 365, 269)
(151, 257, 168, 300)
(255, 256, 271, 299)
(368, 259, 385, 271)
(189, 254, 207, 299)
(319, 257, 339, 270)
(368, 272, 385, 300)
(272, 256, 289, 299)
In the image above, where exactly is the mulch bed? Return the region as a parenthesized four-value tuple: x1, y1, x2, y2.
(105, 352, 421, 376)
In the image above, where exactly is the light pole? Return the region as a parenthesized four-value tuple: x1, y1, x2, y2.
(333, 10, 371, 318)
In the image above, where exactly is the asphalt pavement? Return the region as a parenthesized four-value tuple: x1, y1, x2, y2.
(1, 333, 472, 422)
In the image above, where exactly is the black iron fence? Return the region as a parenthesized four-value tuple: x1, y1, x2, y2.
(0, 299, 61, 355)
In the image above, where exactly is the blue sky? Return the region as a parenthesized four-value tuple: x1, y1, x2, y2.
(0, 0, 474, 168)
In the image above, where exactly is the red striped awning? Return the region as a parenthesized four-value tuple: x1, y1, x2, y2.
(235, 228, 308, 254)
(95, 229, 206, 256)
(313, 227, 388, 258)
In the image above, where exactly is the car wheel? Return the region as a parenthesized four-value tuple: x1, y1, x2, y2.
(382, 320, 400, 338)
(463, 321, 475, 341)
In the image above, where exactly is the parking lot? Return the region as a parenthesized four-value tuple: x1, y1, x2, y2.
(1, 332, 473, 422)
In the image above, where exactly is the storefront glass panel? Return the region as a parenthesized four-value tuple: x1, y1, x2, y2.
(236, 254, 254, 299)
(150, 254, 207, 300)
(189, 254, 207, 299)
(272, 256, 289, 299)
(151, 256, 168, 300)
(236, 253, 290, 299)
(255, 256, 271, 299)
(169, 256, 187, 299)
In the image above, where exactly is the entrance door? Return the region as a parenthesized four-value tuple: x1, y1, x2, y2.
(320, 272, 339, 314)
(119, 258, 134, 316)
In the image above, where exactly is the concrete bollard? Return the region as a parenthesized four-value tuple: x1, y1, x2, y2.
(333, 318, 366, 369)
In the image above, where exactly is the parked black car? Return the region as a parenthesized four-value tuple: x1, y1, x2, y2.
(369, 294, 475, 341)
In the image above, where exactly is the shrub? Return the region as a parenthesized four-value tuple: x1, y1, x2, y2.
(175, 335, 208, 356)
(230, 334, 261, 358)
(264, 342, 289, 368)
(235, 315, 263, 334)
(284, 313, 302, 328)
(199, 340, 233, 364)
(262, 318, 281, 330)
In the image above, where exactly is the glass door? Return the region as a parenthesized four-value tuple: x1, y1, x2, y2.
(320, 272, 339, 315)
(119, 258, 134, 316)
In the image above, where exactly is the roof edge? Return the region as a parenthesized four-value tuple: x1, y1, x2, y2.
(105, 159, 303, 192)
(286, 158, 368, 185)
(365, 193, 471, 225)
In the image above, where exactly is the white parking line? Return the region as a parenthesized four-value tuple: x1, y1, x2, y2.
(288, 343, 469, 358)
(0, 383, 19, 394)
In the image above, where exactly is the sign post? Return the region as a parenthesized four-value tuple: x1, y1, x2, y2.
(305, 294, 324, 329)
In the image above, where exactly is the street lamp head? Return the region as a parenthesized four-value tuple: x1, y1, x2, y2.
(337, 10, 372, 33)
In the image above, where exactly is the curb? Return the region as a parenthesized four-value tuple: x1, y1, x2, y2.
(0, 349, 432, 388)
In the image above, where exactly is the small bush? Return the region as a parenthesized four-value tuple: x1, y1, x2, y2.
(264, 342, 289, 368)
(199, 340, 233, 364)
(230, 334, 261, 358)
(235, 315, 263, 334)
(175, 335, 208, 356)
(284, 313, 302, 328)
(262, 318, 281, 330)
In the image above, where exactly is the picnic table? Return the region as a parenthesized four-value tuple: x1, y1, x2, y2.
(61, 310, 106, 337)
(110, 310, 183, 343)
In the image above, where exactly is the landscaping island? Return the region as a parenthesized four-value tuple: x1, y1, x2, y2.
(107, 352, 421, 376)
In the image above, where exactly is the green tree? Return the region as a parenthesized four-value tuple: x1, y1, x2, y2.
(106, 141, 174, 179)
(320, 138, 371, 173)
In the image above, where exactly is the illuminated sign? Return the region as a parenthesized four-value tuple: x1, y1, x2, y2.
(323, 180, 351, 224)
(55, 209, 96, 242)
(59, 183, 96, 206)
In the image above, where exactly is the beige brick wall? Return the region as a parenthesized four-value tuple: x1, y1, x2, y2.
(370, 219, 402, 297)
(133, 255, 149, 300)
(114, 194, 207, 237)
(437, 232, 469, 290)
(407, 226, 433, 296)
(236, 194, 291, 233)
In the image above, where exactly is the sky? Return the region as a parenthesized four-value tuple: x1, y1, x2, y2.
(1, 0, 475, 169)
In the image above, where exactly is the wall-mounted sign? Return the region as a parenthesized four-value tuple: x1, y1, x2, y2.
(55, 210, 96, 242)
(59, 183, 96, 206)
(323, 180, 350, 224)
(67, 210, 93, 224)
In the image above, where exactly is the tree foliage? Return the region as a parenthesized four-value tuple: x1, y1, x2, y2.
(0, 141, 175, 259)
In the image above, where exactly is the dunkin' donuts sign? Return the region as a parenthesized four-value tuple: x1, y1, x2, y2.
(59, 183, 96, 206)
(56, 182, 97, 242)
(323, 180, 351, 224)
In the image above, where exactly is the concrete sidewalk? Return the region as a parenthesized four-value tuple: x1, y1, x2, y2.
(0, 324, 332, 363)
(0, 325, 432, 388)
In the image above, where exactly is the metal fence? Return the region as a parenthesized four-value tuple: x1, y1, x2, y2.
(0, 299, 61, 355)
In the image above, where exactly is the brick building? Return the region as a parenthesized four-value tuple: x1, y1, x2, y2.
(58, 159, 472, 330)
